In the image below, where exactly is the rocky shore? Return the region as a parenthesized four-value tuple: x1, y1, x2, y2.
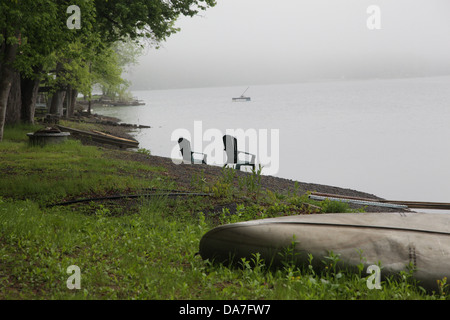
(61, 114, 407, 214)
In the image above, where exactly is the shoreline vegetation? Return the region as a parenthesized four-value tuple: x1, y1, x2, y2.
(77, 94, 146, 108)
(1, 117, 448, 300)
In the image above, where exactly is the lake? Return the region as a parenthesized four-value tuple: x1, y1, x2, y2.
(93, 76, 450, 212)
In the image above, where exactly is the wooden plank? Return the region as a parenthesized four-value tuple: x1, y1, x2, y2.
(56, 125, 139, 148)
(310, 192, 450, 210)
(91, 130, 138, 143)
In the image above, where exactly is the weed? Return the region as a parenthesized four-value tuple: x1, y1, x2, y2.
(0, 125, 446, 300)
(190, 170, 209, 192)
(320, 199, 352, 213)
(322, 251, 342, 276)
(278, 237, 300, 270)
(237, 164, 263, 196)
(211, 181, 232, 199)
(136, 148, 151, 156)
(220, 167, 236, 185)
(438, 277, 449, 298)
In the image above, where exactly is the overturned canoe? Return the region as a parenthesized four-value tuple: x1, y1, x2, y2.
(199, 212, 450, 291)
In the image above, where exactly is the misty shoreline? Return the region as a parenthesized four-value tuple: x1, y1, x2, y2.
(65, 115, 403, 214)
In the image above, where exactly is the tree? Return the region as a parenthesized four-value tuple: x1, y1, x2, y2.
(0, 0, 95, 140)
(93, 0, 216, 43)
(92, 46, 126, 98)
(0, 0, 216, 141)
(47, 40, 94, 116)
(93, 39, 144, 101)
(0, 2, 21, 140)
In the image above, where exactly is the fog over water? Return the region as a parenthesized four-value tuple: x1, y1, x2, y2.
(94, 76, 450, 213)
(126, 0, 450, 90)
(100, 1, 450, 212)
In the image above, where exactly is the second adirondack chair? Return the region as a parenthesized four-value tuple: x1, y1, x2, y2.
(222, 134, 255, 171)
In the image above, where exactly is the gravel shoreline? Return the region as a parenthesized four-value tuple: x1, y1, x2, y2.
(67, 114, 408, 213)
(110, 151, 405, 213)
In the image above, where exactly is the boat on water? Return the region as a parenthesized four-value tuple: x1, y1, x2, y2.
(199, 211, 450, 291)
(232, 87, 251, 102)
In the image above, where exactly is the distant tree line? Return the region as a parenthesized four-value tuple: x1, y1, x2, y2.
(0, 0, 216, 141)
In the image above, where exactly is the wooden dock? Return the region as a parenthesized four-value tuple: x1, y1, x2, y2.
(56, 125, 139, 149)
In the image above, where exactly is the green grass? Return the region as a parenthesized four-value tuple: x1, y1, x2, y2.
(2, 123, 42, 142)
(0, 130, 164, 204)
(0, 197, 443, 300)
(0, 124, 448, 300)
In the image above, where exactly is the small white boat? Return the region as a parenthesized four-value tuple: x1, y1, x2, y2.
(232, 87, 251, 102)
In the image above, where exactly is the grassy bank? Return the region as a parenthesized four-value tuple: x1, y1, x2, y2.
(0, 124, 447, 300)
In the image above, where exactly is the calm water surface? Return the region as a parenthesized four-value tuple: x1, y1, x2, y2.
(93, 77, 450, 209)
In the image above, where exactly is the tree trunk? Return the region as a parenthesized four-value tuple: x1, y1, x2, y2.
(0, 38, 19, 141)
(5, 71, 21, 125)
(21, 70, 41, 124)
(88, 61, 92, 115)
(67, 88, 78, 117)
(64, 85, 71, 118)
(88, 94, 92, 115)
(49, 62, 66, 116)
(49, 89, 66, 116)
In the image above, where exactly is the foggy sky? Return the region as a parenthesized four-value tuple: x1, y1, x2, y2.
(126, 0, 450, 90)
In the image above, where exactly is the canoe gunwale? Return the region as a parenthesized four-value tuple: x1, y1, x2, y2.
(203, 220, 450, 238)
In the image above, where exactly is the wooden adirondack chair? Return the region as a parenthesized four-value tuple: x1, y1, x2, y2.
(178, 137, 207, 164)
(222, 134, 256, 171)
